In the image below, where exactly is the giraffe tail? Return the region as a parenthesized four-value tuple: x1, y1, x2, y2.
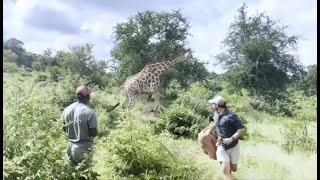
(112, 82, 126, 110)
(106, 102, 120, 112)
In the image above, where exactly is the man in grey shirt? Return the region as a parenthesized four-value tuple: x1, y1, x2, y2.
(62, 86, 98, 167)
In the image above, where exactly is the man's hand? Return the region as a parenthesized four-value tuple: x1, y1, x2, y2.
(89, 128, 98, 137)
(223, 137, 234, 145)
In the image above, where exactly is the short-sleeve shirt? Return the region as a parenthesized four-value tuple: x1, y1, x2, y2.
(213, 108, 244, 150)
(62, 102, 97, 146)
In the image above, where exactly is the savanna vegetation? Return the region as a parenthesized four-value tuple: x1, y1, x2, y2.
(3, 3, 317, 180)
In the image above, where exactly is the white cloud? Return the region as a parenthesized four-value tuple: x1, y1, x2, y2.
(4, 0, 317, 73)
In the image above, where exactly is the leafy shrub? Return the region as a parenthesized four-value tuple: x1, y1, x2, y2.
(155, 104, 207, 139)
(220, 89, 251, 113)
(51, 73, 90, 109)
(46, 65, 63, 82)
(3, 92, 99, 179)
(280, 120, 317, 154)
(202, 79, 223, 96)
(104, 121, 203, 179)
(3, 62, 22, 73)
(249, 93, 295, 117)
(289, 90, 317, 121)
(173, 83, 212, 118)
(164, 79, 183, 101)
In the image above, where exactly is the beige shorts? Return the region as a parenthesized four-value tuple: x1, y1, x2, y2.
(216, 142, 240, 164)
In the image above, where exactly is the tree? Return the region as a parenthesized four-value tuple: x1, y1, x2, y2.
(4, 38, 25, 55)
(53, 43, 109, 87)
(111, 10, 208, 88)
(296, 65, 317, 96)
(215, 4, 305, 99)
(3, 38, 36, 68)
(3, 49, 18, 63)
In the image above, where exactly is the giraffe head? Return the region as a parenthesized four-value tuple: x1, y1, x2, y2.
(173, 51, 192, 62)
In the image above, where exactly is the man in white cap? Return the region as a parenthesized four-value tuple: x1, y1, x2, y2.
(208, 95, 245, 180)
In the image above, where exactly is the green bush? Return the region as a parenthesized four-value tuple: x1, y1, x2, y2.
(289, 90, 317, 121)
(249, 93, 295, 117)
(173, 83, 212, 118)
(202, 79, 223, 95)
(3, 92, 99, 179)
(155, 104, 207, 139)
(163, 79, 183, 101)
(3, 62, 23, 73)
(50, 73, 90, 109)
(104, 121, 203, 179)
(280, 120, 317, 154)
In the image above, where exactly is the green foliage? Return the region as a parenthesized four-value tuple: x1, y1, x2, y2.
(163, 80, 183, 101)
(202, 79, 223, 96)
(3, 49, 19, 63)
(51, 72, 90, 108)
(161, 57, 209, 89)
(288, 90, 317, 121)
(4, 38, 110, 88)
(105, 121, 203, 179)
(280, 120, 317, 154)
(3, 7, 317, 179)
(3, 62, 23, 73)
(249, 88, 317, 118)
(296, 65, 317, 96)
(89, 89, 124, 137)
(249, 93, 295, 117)
(111, 10, 208, 88)
(155, 104, 207, 139)
(3, 80, 99, 179)
(4, 38, 25, 55)
(46, 65, 63, 82)
(56, 44, 110, 87)
(173, 83, 212, 118)
(4, 38, 38, 68)
(215, 3, 304, 99)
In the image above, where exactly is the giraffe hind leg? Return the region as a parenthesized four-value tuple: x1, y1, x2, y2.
(122, 92, 137, 109)
(122, 93, 130, 109)
(147, 93, 155, 102)
(150, 91, 162, 113)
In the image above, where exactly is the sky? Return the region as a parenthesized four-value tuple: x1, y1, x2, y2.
(3, 0, 317, 73)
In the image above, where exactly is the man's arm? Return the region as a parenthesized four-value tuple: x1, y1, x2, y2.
(88, 112, 98, 137)
(89, 128, 98, 137)
(231, 128, 245, 140)
(223, 114, 245, 145)
(229, 114, 245, 140)
(61, 111, 67, 133)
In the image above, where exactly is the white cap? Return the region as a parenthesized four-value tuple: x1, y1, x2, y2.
(208, 95, 225, 105)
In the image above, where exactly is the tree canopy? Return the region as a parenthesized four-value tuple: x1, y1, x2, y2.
(215, 3, 305, 98)
(111, 10, 208, 88)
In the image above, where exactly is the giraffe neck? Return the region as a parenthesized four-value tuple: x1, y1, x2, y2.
(156, 53, 188, 73)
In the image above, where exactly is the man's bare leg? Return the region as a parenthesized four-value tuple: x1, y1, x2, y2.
(222, 161, 232, 180)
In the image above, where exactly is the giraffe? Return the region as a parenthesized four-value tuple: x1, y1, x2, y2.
(121, 52, 192, 109)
